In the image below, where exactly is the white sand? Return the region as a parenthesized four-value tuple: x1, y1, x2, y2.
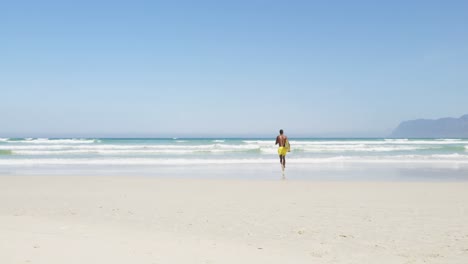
(1, 176, 468, 263)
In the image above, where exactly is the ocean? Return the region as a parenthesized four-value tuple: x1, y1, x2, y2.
(1, 138, 468, 180)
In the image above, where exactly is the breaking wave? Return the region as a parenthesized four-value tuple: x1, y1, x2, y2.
(1, 154, 468, 166)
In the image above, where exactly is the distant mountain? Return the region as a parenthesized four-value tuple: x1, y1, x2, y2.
(390, 114, 468, 138)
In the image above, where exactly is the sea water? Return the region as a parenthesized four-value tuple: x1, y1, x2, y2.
(1, 138, 468, 180)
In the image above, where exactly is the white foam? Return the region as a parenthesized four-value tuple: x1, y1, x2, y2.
(0, 158, 279, 165)
(243, 140, 273, 145)
(215, 144, 259, 149)
(12, 149, 198, 155)
(10, 138, 98, 144)
(0, 138, 9, 142)
(429, 153, 467, 159)
(288, 140, 468, 145)
(296, 145, 428, 152)
(2, 139, 467, 159)
(384, 138, 408, 142)
(0, 144, 225, 150)
(0, 142, 450, 154)
(2, 143, 262, 155)
(1, 155, 468, 166)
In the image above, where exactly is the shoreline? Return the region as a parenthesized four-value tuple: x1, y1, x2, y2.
(3, 164, 468, 181)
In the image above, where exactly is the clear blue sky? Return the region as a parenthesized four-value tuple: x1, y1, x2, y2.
(1, 0, 467, 137)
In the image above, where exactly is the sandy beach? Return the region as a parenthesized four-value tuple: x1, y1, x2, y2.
(1, 176, 467, 264)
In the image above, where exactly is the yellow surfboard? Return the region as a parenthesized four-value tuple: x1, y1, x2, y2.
(285, 140, 290, 152)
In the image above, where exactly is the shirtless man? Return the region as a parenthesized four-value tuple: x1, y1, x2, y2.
(275, 129, 288, 170)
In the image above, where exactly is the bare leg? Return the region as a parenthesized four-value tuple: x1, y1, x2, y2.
(283, 157, 286, 168)
(280, 155, 285, 170)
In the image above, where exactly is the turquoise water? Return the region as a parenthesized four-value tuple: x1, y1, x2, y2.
(1, 138, 468, 179)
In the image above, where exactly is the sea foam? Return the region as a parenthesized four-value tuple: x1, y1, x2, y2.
(8, 138, 98, 144)
(2, 139, 468, 168)
(1, 155, 468, 166)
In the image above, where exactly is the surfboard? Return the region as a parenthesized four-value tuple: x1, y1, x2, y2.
(286, 140, 290, 152)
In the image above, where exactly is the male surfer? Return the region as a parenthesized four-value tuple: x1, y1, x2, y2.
(275, 129, 288, 170)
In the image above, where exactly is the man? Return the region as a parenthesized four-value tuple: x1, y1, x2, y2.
(275, 129, 288, 170)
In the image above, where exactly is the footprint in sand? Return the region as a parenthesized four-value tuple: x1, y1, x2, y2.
(309, 251, 323, 258)
(427, 253, 443, 258)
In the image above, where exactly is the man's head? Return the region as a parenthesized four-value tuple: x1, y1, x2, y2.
(279, 129, 284, 135)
